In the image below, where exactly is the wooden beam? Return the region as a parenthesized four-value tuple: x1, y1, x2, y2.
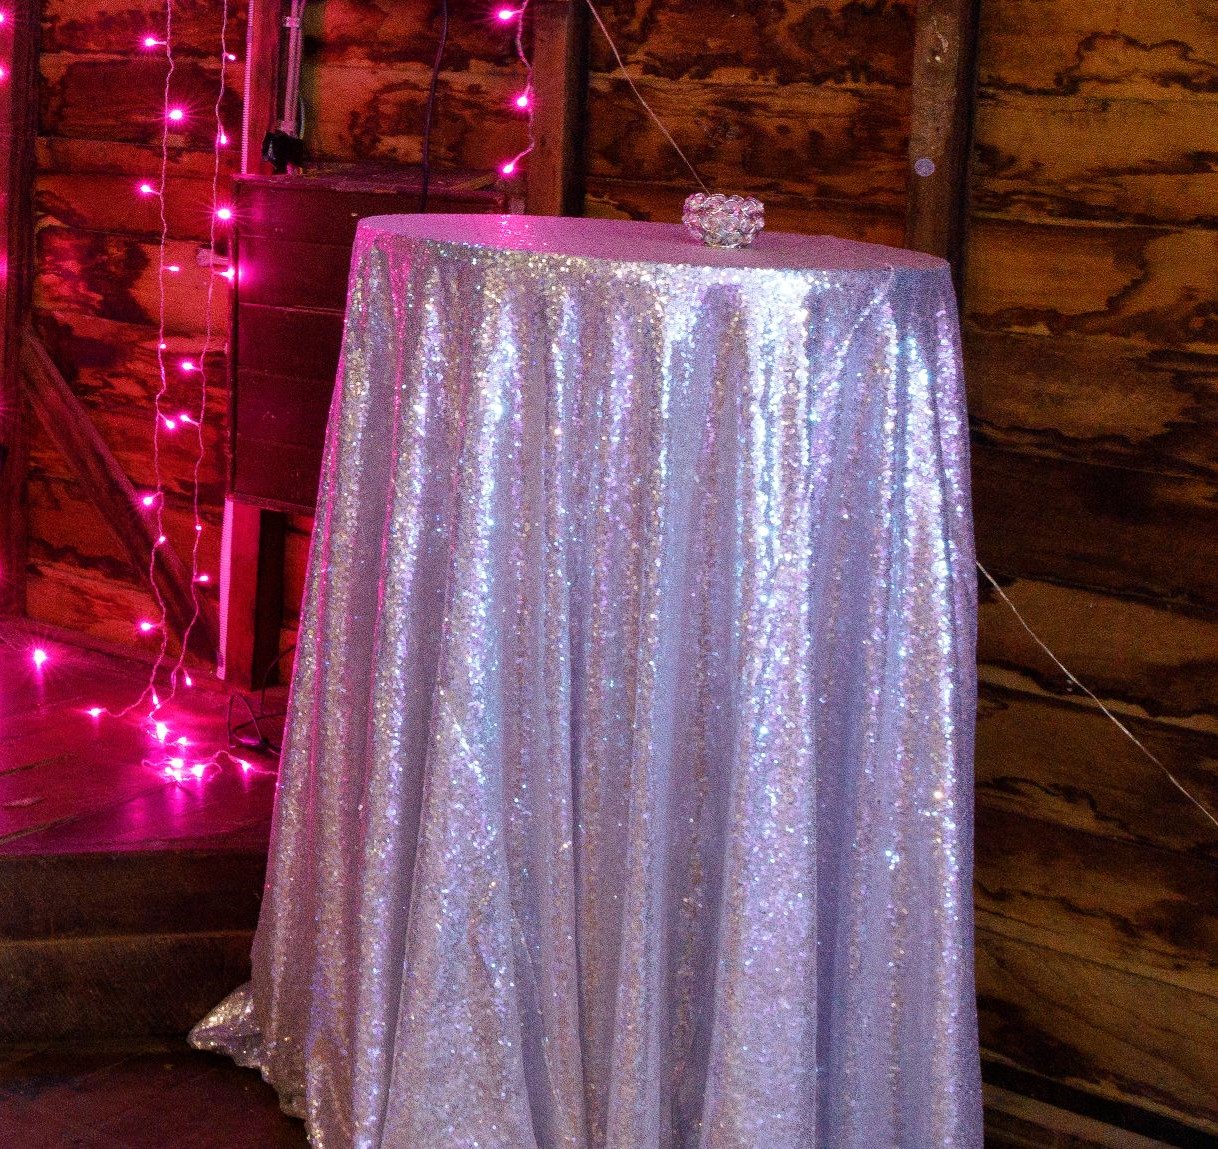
(0, 1, 39, 615)
(219, 500, 285, 689)
(904, 0, 981, 283)
(19, 329, 219, 659)
(526, 0, 589, 216)
(242, 0, 286, 175)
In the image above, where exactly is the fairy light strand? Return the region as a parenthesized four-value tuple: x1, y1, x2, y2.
(168, 0, 233, 696)
(495, 2, 534, 177)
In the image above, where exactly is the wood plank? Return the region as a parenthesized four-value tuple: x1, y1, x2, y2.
(26, 475, 223, 617)
(976, 805, 1218, 995)
(982, 1083, 1182, 1149)
(235, 303, 344, 381)
(40, 54, 242, 148)
(964, 217, 1218, 352)
(298, 0, 515, 68)
(219, 500, 285, 688)
(0, 0, 40, 617)
(35, 226, 229, 336)
(299, 59, 526, 169)
(904, 0, 980, 273)
(40, 0, 250, 59)
(37, 169, 230, 245)
(975, 0, 1218, 98)
(978, 577, 1218, 726)
(584, 73, 911, 205)
(976, 927, 1218, 1134)
(25, 558, 164, 647)
(242, 0, 281, 174)
(0, 931, 253, 1042)
(583, 0, 916, 89)
(966, 327, 1218, 483)
(235, 367, 332, 448)
(971, 90, 1218, 229)
(526, 0, 588, 216)
(973, 444, 1218, 611)
(0, 852, 266, 940)
(976, 683, 1218, 862)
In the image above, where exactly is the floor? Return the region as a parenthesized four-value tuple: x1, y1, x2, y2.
(0, 623, 281, 855)
(0, 1043, 308, 1148)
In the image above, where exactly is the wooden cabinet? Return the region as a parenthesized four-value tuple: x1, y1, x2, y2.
(223, 166, 509, 686)
(230, 167, 508, 512)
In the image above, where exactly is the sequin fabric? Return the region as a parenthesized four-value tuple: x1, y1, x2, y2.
(191, 216, 982, 1149)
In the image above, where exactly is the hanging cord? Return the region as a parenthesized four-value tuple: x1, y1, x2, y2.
(419, 0, 450, 213)
(280, 0, 307, 135)
(582, 0, 709, 194)
(976, 562, 1218, 832)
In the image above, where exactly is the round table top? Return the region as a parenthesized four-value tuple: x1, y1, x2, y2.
(355, 213, 949, 276)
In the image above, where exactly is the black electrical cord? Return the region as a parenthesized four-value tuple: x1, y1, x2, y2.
(418, 0, 450, 213)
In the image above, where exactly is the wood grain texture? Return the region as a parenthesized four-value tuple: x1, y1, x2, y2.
(584, 73, 911, 205)
(526, 0, 588, 216)
(966, 327, 1218, 482)
(978, 578, 1218, 727)
(0, 0, 40, 617)
(977, 683, 1218, 860)
(966, 217, 1218, 351)
(976, 928, 1218, 1133)
(585, 179, 906, 245)
(973, 445, 1218, 610)
(976, 805, 1218, 995)
(975, 0, 1218, 98)
(966, 0, 1218, 1130)
(585, 0, 916, 89)
(972, 90, 1218, 229)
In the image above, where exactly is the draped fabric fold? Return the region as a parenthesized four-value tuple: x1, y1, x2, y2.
(192, 217, 981, 1149)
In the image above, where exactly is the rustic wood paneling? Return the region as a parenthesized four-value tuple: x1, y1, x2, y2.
(584, 75, 910, 204)
(977, 682, 1218, 862)
(966, 328, 1218, 482)
(975, 0, 1218, 97)
(966, 0, 1218, 1132)
(973, 445, 1218, 610)
(586, 0, 917, 88)
(966, 217, 1218, 350)
(972, 91, 1218, 229)
(977, 578, 1218, 726)
(40, 0, 248, 58)
(585, 180, 906, 245)
(976, 805, 1218, 994)
(976, 928, 1218, 1133)
(300, 62, 525, 169)
(29, 0, 239, 647)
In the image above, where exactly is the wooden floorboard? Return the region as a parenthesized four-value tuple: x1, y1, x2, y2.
(0, 622, 279, 857)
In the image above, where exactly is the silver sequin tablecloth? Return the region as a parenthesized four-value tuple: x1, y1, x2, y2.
(193, 215, 981, 1149)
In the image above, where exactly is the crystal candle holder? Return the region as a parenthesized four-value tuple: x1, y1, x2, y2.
(683, 193, 765, 249)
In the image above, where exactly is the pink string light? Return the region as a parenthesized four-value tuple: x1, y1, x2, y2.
(495, 2, 534, 178)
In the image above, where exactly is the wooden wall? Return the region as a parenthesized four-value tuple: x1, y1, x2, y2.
(29, 0, 244, 648)
(965, 0, 1218, 1132)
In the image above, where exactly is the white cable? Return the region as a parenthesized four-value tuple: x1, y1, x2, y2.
(977, 561, 1218, 832)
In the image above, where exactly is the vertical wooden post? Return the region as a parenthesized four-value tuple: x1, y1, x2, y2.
(0, 0, 39, 615)
(242, 0, 286, 175)
(904, 0, 981, 284)
(526, 0, 589, 217)
(220, 500, 286, 688)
